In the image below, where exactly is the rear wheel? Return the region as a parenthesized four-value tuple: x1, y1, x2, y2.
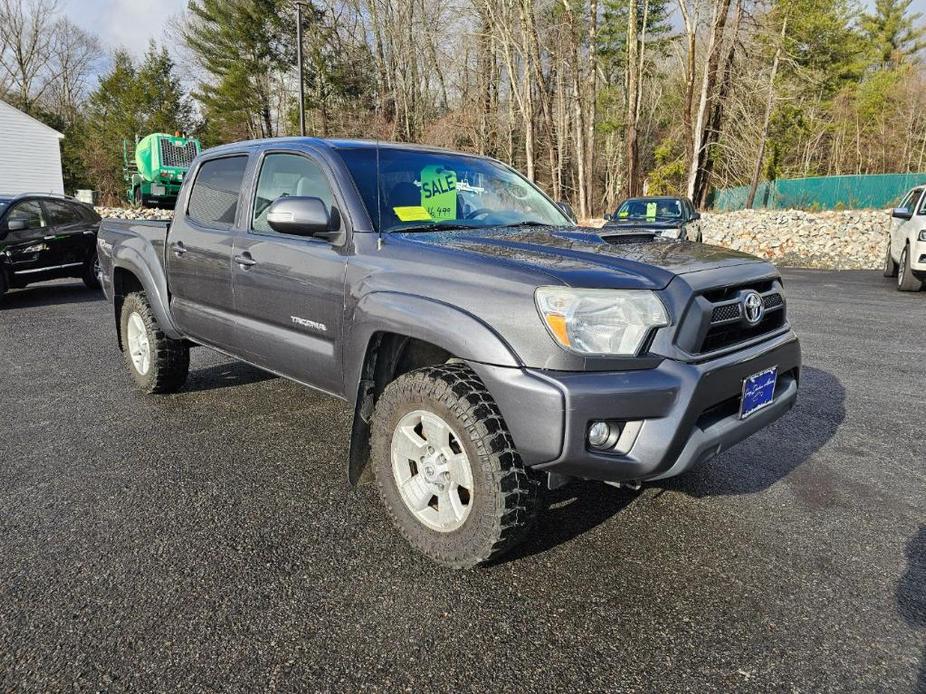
(883, 240, 899, 277)
(120, 292, 189, 393)
(82, 251, 101, 290)
(133, 186, 144, 208)
(371, 363, 539, 568)
(897, 245, 923, 292)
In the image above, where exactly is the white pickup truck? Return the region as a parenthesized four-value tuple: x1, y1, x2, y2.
(885, 186, 926, 291)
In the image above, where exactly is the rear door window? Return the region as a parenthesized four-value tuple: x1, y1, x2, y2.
(187, 156, 248, 228)
(44, 200, 82, 226)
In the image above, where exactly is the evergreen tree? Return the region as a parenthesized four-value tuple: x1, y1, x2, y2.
(860, 0, 926, 67)
(183, 0, 289, 142)
(80, 48, 193, 203)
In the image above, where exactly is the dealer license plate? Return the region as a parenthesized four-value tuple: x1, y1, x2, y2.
(740, 367, 777, 418)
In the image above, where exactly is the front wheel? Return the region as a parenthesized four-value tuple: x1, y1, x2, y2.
(120, 292, 189, 393)
(883, 240, 899, 278)
(897, 245, 923, 292)
(371, 363, 539, 568)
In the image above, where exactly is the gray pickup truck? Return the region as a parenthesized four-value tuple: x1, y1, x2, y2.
(98, 138, 801, 568)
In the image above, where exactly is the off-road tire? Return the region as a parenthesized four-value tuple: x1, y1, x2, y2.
(82, 252, 101, 290)
(883, 240, 899, 277)
(120, 292, 189, 393)
(371, 363, 540, 568)
(133, 187, 145, 208)
(897, 244, 923, 292)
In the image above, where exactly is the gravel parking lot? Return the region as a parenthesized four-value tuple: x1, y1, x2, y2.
(0, 269, 923, 692)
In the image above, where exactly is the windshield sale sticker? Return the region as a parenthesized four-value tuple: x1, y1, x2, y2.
(646, 202, 658, 220)
(393, 205, 432, 222)
(419, 165, 457, 221)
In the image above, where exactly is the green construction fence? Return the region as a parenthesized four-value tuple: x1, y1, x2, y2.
(708, 173, 926, 211)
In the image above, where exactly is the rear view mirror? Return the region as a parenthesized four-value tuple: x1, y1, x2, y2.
(266, 196, 332, 236)
(892, 207, 913, 220)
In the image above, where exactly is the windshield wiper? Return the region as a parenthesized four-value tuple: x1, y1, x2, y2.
(500, 220, 552, 228)
(388, 221, 478, 234)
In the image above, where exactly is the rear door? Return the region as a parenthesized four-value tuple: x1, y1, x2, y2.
(231, 150, 348, 395)
(0, 199, 54, 279)
(166, 154, 249, 348)
(42, 199, 97, 270)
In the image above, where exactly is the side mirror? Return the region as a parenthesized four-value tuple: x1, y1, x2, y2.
(266, 196, 333, 236)
(557, 201, 576, 222)
(892, 207, 913, 220)
(691, 211, 701, 221)
(6, 219, 26, 231)
(603, 212, 614, 222)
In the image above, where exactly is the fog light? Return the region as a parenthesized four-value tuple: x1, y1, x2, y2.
(588, 421, 613, 449)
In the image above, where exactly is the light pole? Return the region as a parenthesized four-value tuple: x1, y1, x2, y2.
(295, 1, 306, 136)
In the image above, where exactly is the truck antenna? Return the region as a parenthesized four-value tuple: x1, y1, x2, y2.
(376, 140, 383, 251)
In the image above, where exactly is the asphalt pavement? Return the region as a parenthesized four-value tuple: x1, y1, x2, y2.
(0, 269, 924, 692)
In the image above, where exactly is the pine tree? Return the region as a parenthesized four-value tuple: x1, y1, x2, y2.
(861, 0, 926, 67)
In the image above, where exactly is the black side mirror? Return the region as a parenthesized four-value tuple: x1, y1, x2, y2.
(691, 211, 701, 221)
(603, 212, 614, 222)
(266, 196, 334, 236)
(892, 207, 913, 220)
(557, 201, 576, 222)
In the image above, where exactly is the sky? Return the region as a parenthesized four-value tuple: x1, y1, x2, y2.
(62, 0, 188, 57)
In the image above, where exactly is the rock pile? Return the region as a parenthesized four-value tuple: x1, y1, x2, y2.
(95, 206, 174, 221)
(700, 208, 889, 270)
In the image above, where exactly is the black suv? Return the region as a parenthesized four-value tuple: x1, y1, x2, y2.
(0, 193, 102, 304)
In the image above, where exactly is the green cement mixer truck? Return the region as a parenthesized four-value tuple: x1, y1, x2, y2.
(124, 133, 201, 209)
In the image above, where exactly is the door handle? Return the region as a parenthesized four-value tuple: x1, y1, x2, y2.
(234, 252, 257, 268)
(172, 241, 186, 257)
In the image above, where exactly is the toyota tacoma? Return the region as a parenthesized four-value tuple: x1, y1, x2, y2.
(97, 138, 801, 568)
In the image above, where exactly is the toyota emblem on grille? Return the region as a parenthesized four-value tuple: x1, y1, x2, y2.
(742, 291, 764, 324)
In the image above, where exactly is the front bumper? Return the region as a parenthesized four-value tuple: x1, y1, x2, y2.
(470, 331, 801, 483)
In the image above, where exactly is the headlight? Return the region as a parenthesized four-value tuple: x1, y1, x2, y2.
(535, 287, 669, 356)
(918, 230, 926, 241)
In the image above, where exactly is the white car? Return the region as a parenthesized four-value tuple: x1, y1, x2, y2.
(885, 186, 926, 291)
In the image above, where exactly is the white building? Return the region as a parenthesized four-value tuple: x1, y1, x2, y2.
(0, 99, 64, 195)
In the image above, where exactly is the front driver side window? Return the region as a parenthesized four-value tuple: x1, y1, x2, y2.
(5, 201, 46, 230)
(252, 153, 336, 233)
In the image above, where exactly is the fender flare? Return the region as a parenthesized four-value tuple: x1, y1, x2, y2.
(343, 291, 521, 405)
(111, 241, 183, 340)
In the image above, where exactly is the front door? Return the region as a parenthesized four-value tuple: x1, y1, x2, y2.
(0, 199, 56, 282)
(892, 188, 921, 261)
(166, 154, 249, 348)
(232, 151, 348, 395)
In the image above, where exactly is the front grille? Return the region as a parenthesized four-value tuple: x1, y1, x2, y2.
(693, 284, 787, 354)
(711, 303, 742, 322)
(700, 310, 786, 353)
(159, 139, 198, 168)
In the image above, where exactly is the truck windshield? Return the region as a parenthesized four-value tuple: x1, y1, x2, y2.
(336, 146, 572, 232)
(616, 198, 683, 221)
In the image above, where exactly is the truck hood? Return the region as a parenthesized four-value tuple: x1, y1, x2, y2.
(392, 226, 764, 290)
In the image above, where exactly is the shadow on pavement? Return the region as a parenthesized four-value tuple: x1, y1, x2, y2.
(498, 481, 638, 563)
(661, 366, 845, 499)
(0, 282, 103, 309)
(182, 361, 278, 393)
(897, 526, 926, 694)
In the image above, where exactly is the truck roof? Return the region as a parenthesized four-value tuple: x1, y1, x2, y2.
(202, 137, 495, 161)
